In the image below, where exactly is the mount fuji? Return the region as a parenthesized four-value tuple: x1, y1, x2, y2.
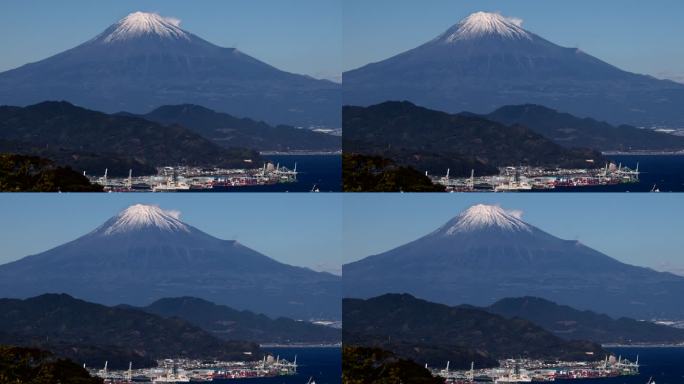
(343, 204, 684, 319)
(0, 204, 341, 319)
(343, 11, 684, 127)
(0, 12, 340, 127)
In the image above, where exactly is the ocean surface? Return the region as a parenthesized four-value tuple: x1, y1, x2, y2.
(207, 154, 341, 193)
(556, 347, 684, 384)
(214, 347, 341, 384)
(545, 155, 684, 192)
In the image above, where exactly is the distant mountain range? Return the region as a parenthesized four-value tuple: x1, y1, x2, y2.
(344, 294, 605, 369)
(343, 204, 684, 319)
(135, 104, 341, 152)
(489, 297, 684, 344)
(141, 297, 340, 344)
(343, 11, 684, 127)
(0, 101, 259, 177)
(0, 294, 261, 370)
(0, 204, 341, 320)
(343, 101, 602, 177)
(485, 105, 684, 151)
(0, 12, 340, 127)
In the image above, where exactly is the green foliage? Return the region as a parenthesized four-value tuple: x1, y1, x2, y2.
(343, 154, 443, 192)
(0, 345, 102, 384)
(342, 346, 442, 384)
(0, 153, 102, 192)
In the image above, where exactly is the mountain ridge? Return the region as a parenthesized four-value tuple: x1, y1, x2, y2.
(0, 293, 262, 370)
(0, 101, 259, 177)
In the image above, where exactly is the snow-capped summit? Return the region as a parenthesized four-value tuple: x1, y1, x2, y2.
(96, 11, 190, 43)
(98, 204, 189, 235)
(441, 204, 531, 235)
(440, 11, 531, 42)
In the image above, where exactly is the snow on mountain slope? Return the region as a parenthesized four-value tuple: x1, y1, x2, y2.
(98, 12, 190, 43)
(95, 204, 189, 236)
(438, 12, 531, 42)
(439, 204, 532, 235)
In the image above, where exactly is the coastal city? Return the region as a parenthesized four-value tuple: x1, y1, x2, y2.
(433, 355, 640, 383)
(91, 355, 299, 383)
(430, 162, 642, 192)
(88, 162, 299, 192)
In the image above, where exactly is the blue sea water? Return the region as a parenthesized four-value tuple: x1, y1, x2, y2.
(556, 347, 684, 384)
(545, 155, 684, 192)
(214, 347, 340, 384)
(206, 154, 341, 192)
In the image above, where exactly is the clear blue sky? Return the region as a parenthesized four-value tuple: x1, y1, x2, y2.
(0, 194, 342, 275)
(343, 0, 684, 83)
(343, 194, 684, 277)
(0, 0, 342, 82)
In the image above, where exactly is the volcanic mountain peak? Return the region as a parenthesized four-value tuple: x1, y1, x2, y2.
(441, 11, 531, 42)
(442, 204, 531, 235)
(99, 204, 189, 235)
(98, 11, 190, 43)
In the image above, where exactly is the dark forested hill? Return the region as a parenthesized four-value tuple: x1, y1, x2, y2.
(0, 101, 259, 176)
(0, 294, 261, 369)
(343, 294, 604, 369)
(343, 101, 602, 177)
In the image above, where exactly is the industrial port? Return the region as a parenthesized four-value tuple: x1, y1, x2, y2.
(432, 355, 640, 383)
(90, 354, 299, 383)
(430, 162, 642, 192)
(88, 162, 299, 192)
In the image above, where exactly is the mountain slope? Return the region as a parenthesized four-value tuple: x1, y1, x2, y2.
(343, 204, 684, 319)
(343, 11, 684, 127)
(139, 104, 341, 152)
(142, 297, 340, 344)
(343, 294, 605, 369)
(486, 105, 684, 151)
(0, 294, 261, 369)
(0, 101, 259, 176)
(489, 297, 684, 344)
(343, 101, 602, 177)
(0, 204, 341, 320)
(0, 12, 340, 127)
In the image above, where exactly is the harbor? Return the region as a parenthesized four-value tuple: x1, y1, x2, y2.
(88, 162, 299, 192)
(432, 355, 640, 383)
(91, 355, 299, 383)
(430, 162, 641, 192)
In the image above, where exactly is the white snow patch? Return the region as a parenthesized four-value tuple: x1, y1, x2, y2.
(444, 204, 532, 234)
(103, 204, 189, 235)
(442, 11, 531, 42)
(101, 11, 190, 43)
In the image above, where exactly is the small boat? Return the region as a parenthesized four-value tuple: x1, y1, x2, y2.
(306, 377, 317, 384)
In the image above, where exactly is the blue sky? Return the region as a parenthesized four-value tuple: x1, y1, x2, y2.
(343, 194, 684, 276)
(0, 194, 343, 275)
(343, 0, 684, 83)
(0, 0, 342, 82)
